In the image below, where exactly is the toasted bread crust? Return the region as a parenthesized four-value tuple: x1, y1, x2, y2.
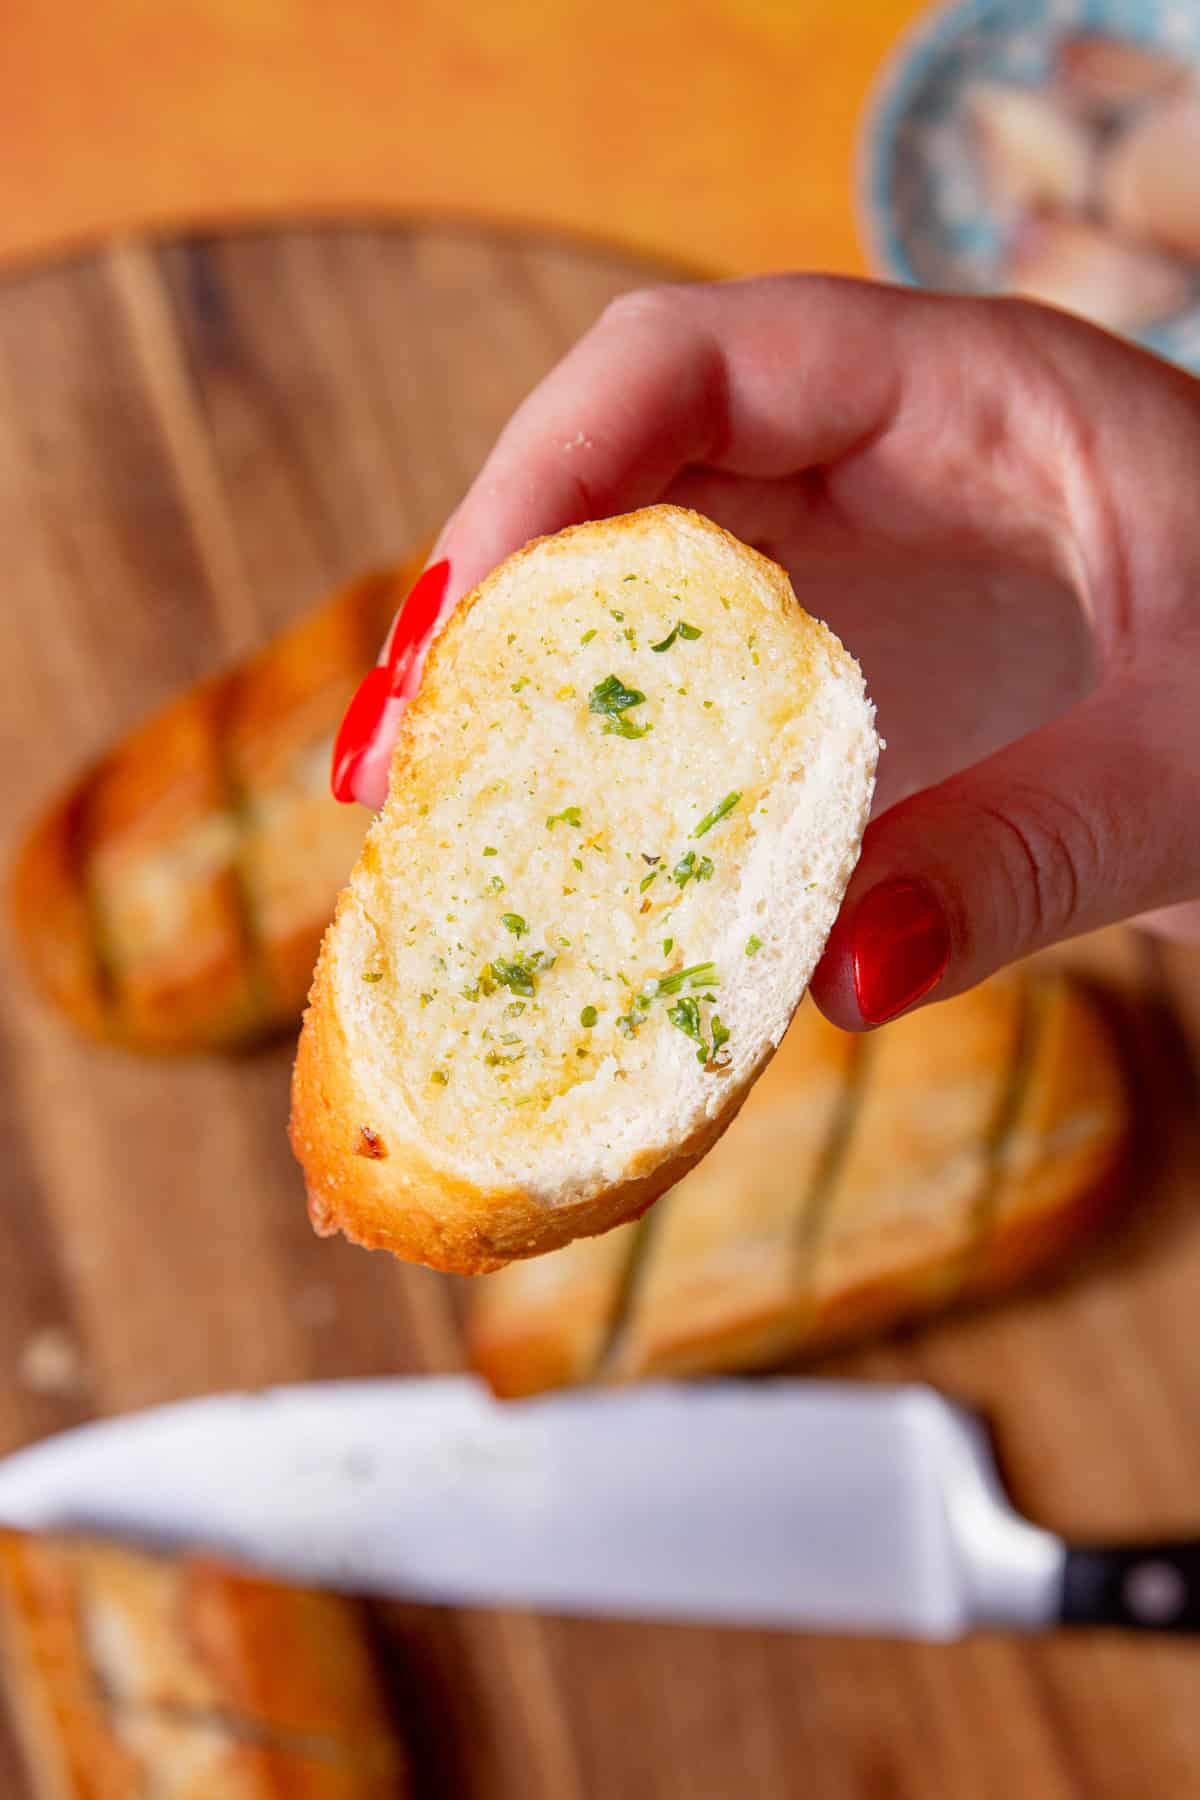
(9, 564, 417, 1053)
(468, 968, 1133, 1392)
(0, 1532, 405, 1799)
(291, 507, 878, 1273)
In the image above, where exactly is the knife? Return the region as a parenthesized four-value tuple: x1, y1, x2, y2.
(0, 1377, 1194, 1638)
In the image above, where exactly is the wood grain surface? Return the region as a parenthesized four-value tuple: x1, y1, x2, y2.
(0, 226, 1199, 1799)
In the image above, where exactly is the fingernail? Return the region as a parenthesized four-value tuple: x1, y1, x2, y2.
(851, 878, 951, 1025)
(331, 667, 392, 803)
(383, 558, 451, 697)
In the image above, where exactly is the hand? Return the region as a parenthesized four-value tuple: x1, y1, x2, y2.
(338, 275, 1200, 1028)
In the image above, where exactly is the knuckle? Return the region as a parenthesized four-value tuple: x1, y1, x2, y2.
(983, 786, 1100, 948)
(599, 284, 692, 334)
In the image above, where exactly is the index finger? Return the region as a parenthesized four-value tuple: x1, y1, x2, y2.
(434, 274, 906, 599)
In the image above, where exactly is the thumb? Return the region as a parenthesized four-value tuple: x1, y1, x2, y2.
(811, 673, 1197, 1029)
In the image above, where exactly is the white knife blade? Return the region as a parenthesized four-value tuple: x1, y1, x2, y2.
(0, 1377, 1066, 1638)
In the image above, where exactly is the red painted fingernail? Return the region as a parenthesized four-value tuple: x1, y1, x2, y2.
(384, 558, 451, 695)
(331, 667, 391, 803)
(852, 878, 951, 1025)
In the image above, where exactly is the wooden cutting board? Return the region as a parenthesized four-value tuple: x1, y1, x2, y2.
(1, 225, 1200, 1800)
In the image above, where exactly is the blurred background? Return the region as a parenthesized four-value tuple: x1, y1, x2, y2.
(2, 2, 1200, 1796)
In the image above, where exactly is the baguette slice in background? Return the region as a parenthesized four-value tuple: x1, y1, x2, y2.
(291, 507, 879, 1274)
(608, 1000, 859, 1381)
(965, 974, 1131, 1297)
(10, 563, 417, 1053)
(468, 1221, 639, 1399)
(468, 969, 1132, 1395)
(0, 1531, 406, 1798)
(807, 970, 1026, 1350)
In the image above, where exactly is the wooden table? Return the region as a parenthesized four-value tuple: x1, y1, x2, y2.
(1, 226, 1199, 1799)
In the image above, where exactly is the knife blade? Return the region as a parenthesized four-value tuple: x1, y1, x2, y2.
(0, 1378, 1193, 1638)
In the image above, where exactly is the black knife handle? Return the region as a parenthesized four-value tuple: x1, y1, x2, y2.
(1061, 1541, 1200, 1632)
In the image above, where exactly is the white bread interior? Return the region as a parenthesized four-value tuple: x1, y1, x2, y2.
(291, 506, 878, 1272)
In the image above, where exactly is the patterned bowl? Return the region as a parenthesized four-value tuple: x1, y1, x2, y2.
(857, 0, 1200, 370)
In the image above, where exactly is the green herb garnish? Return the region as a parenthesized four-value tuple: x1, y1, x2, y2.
(672, 850, 714, 889)
(502, 913, 529, 937)
(511, 678, 528, 693)
(490, 950, 553, 998)
(668, 996, 704, 1049)
(650, 620, 702, 653)
(639, 869, 658, 893)
(362, 971, 383, 983)
(487, 875, 505, 894)
(605, 714, 649, 739)
(662, 937, 673, 956)
(580, 628, 597, 645)
(745, 935, 762, 956)
(588, 674, 644, 715)
(483, 846, 498, 857)
(693, 791, 741, 837)
(655, 961, 718, 996)
(710, 1015, 731, 1060)
(547, 806, 582, 830)
(580, 1005, 598, 1027)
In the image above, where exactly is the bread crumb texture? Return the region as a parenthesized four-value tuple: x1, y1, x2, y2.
(292, 508, 877, 1270)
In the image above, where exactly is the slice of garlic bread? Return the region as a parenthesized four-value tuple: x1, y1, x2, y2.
(291, 507, 878, 1272)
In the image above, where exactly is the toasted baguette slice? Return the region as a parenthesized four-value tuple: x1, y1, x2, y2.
(291, 507, 879, 1274)
(0, 1531, 406, 1800)
(965, 976, 1130, 1297)
(807, 972, 1027, 1348)
(468, 968, 1132, 1394)
(10, 564, 416, 1052)
(467, 1221, 639, 1398)
(610, 1000, 858, 1379)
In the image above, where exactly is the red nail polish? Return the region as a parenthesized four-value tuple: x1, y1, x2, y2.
(384, 558, 451, 696)
(331, 667, 392, 803)
(852, 879, 951, 1025)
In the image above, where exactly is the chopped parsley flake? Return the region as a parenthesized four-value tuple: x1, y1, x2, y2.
(547, 805, 582, 830)
(580, 628, 597, 645)
(490, 950, 554, 997)
(662, 937, 674, 956)
(710, 1015, 731, 1060)
(693, 791, 741, 837)
(580, 1005, 598, 1027)
(572, 857, 583, 872)
(487, 875, 505, 894)
(501, 913, 529, 937)
(650, 620, 702, 653)
(655, 961, 718, 996)
(639, 869, 658, 893)
(483, 846, 498, 857)
(667, 997, 708, 1060)
(611, 609, 625, 621)
(503, 1001, 526, 1018)
(605, 714, 649, 739)
(588, 674, 644, 715)
(745, 935, 762, 957)
(673, 850, 714, 889)
(511, 678, 529, 693)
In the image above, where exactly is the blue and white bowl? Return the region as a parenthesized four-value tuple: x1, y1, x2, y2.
(858, 0, 1200, 370)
